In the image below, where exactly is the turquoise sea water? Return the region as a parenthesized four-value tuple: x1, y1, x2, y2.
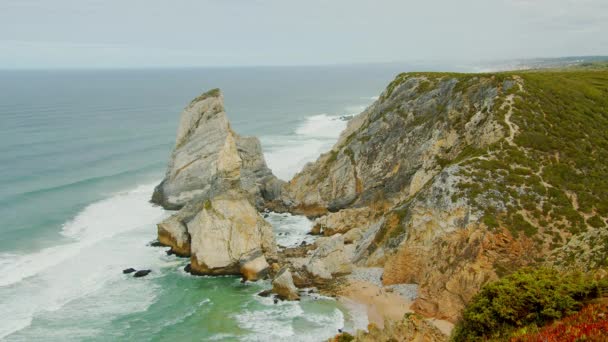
(0, 65, 413, 341)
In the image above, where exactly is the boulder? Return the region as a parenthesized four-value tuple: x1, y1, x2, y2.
(188, 190, 277, 276)
(239, 249, 270, 281)
(156, 204, 199, 257)
(313, 207, 373, 236)
(272, 268, 300, 301)
(133, 270, 152, 278)
(305, 234, 354, 281)
(343, 227, 364, 244)
(122, 268, 136, 274)
(257, 289, 273, 297)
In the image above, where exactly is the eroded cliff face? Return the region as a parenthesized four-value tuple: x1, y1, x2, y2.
(279, 71, 608, 321)
(279, 74, 515, 320)
(286, 75, 504, 216)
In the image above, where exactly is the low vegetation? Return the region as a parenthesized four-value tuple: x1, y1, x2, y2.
(451, 268, 607, 341)
(510, 303, 608, 342)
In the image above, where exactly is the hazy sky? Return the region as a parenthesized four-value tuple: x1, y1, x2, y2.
(1, 0, 607, 69)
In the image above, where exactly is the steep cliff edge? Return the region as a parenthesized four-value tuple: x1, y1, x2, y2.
(283, 70, 608, 321)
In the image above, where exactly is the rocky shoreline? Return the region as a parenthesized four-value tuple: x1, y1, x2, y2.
(147, 68, 602, 341)
(145, 84, 471, 339)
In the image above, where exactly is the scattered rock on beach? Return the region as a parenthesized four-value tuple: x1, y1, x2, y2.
(272, 267, 300, 301)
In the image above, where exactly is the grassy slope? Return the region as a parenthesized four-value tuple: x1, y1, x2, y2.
(375, 66, 608, 270)
(479, 70, 607, 264)
(422, 67, 608, 271)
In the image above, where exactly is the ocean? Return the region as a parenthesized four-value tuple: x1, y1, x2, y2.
(0, 65, 419, 341)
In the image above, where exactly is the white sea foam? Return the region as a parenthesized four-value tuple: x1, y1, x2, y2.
(0, 183, 168, 339)
(294, 114, 347, 138)
(235, 298, 344, 342)
(0, 97, 378, 340)
(344, 104, 367, 115)
(263, 97, 376, 181)
(339, 298, 369, 332)
(360, 96, 379, 101)
(266, 212, 315, 248)
(235, 301, 301, 340)
(264, 114, 346, 180)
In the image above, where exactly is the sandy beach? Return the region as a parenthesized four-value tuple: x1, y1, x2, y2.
(337, 277, 454, 336)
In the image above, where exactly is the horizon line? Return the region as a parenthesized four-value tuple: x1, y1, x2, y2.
(1, 55, 607, 72)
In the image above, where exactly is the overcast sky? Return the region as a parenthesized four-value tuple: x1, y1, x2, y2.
(1, 0, 607, 69)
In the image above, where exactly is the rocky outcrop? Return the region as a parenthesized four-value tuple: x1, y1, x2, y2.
(152, 69, 608, 335)
(239, 249, 271, 281)
(152, 89, 280, 280)
(334, 313, 448, 342)
(187, 190, 277, 277)
(286, 75, 504, 213)
(271, 267, 300, 300)
(151, 88, 281, 210)
(156, 203, 199, 256)
(312, 207, 373, 236)
(280, 70, 608, 324)
(278, 73, 529, 320)
(305, 234, 355, 281)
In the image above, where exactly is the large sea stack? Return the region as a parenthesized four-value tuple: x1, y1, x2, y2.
(152, 89, 281, 280)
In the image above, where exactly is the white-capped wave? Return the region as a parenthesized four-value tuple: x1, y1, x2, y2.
(360, 96, 379, 101)
(0, 183, 168, 339)
(294, 114, 347, 139)
(235, 301, 302, 340)
(263, 97, 376, 181)
(344, 105, 366, 115)
(266, 212, 315, 248)
(339, 297, 369, 333)
(263, 114, 346, 181)
(235, 296, 345, 342)
(0, 183, 165, 287)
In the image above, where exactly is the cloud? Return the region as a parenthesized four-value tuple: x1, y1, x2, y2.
(507, 0, 608, 32)
(0, 0, 606, 68)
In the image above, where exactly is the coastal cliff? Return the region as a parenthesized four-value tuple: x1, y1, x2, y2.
(279, 69, 608, 323)
(152, 67, 608, 340)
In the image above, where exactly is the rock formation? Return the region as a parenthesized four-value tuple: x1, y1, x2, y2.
(151, 88, 281, 210)
(152, 89, 279, 280)
(278, 74, 513, 319)
(271, 267, 300, 300)
(277, 70, 608, 323)
(333, 313, 448, 342)
(153, 68, 608, 335)
(188, 190, 277, 279)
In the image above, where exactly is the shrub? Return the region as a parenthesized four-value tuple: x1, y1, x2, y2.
(510, 303, 608, 342)
(451, 268, 603, 341)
